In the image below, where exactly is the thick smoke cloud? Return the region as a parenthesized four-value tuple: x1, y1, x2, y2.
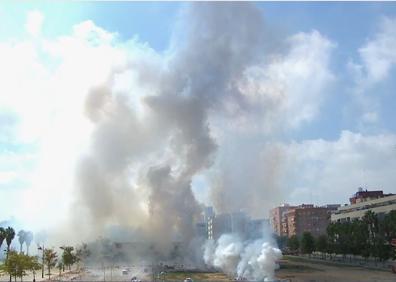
(71, 2, 277, 249)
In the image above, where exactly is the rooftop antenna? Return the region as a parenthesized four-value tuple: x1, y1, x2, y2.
(362, 167, 367, 190)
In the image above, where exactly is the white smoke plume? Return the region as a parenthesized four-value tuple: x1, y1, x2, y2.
(68, 2, 276, 251)
(2, 3, 336, 277)
(204, 234, 282, 281)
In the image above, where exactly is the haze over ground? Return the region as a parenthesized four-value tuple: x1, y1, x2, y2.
(0, 2, 396, 243)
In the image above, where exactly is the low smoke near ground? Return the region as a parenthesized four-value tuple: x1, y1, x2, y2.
(203, 232, 282, 281)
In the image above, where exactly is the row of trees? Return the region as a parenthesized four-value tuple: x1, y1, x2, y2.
(1, 226, 90, 281)
(1, 227, 35, 257)
(16, 231, 33, 255)
(282, 210, 396, 262)
(0, 251, 41, 282)
(1, 246, 85, 281)
(0, 227, 16, 260)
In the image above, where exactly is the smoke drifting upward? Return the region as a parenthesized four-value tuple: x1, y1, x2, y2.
(70, 2, 278, 247)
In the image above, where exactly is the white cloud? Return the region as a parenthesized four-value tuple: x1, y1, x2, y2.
(349, 16, 396, 126)
(4, 6, 392, 235)
(25, 10, 44, 37)
(205, 30, 336, 217)
(0, 171, 17, 184)
(362, 111, 378, 124)
(236, 30, 335, 133)
(359, 17, 396, 83)
(284, 130, 396, 205)
(0, 13, 155, 230)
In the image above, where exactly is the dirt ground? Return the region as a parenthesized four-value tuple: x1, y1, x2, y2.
(276, 257, 396, 282)
(163, 271, 230, 281)
(158, 258, 396, 282)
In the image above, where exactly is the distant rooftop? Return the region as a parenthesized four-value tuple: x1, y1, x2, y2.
(349, 187, 394, 204)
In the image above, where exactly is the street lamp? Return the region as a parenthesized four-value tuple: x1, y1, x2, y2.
(38, 245, 45, 278)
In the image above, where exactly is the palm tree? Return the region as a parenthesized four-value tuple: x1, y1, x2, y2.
(24, 232, 33, 255)
(5, 227, 15, 261)
(17, 230, 26, 254)
(0, 227, 6, 252)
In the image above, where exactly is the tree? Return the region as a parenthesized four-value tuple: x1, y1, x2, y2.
(75, 243, 90, 269)
(0, 227, 6, 251)
(362, 211, 378, 243)
(362, 211, 379, 259)
(315, 235, 328, 258)
(5, 227, 15, 261)
(326, 222, 339, 256)
(0, 251, 39, 282)
(301, 232, 315, 255)
(1, 250, 20, 281)
(26, 256, 41, 281)
(349, 219, 363, 257)
(287, 235, 300, 252)
(44, 249, 57, 280)
(17, 231, 26, 254)
(60, 246, 77, 270)
(382, 211, 396, 260)
(373, 236, 391, 263)
(57, 260, 64, 279)
(275, 235, 288, 250)
(24, 232, 33, 256)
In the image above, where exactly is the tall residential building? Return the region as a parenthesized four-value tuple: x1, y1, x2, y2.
(285, 205, 330, 237)
(207, 211, 248, 240)
(195, 222, 207, 238)
(206, 211, 268, 240)
(270, 204, 296, 236)
(204, 206, 215, 222)
(246, 219, 269, 239)
(331, 189, 396, 223)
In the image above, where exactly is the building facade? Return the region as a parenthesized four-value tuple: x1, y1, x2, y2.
(207, 212, 249, 239)
(331, 192, 396, 222)
(349, 187, 392, 204)
(285, 205, 330, 237)
(270, 204, 296, 237)
(206, 211, 268, 240)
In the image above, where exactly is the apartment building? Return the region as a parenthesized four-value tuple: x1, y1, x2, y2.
(331, 189, 396, 222)
(285, 205, 330, 237)
(270, 204, 296, 237)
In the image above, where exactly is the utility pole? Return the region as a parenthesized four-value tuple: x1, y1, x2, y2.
(38, 245, 45, 278)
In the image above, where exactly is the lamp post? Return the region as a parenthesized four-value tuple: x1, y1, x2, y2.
(38, 245, 45, 278)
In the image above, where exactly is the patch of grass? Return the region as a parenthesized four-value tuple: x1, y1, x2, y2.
(277, 262, 320, 273)
(282, 255, 393, 274)
(163, 271, 230, 281)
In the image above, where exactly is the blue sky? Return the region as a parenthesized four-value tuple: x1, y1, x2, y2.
(1, 2, 396, 231)
(57, 1, 396, 140)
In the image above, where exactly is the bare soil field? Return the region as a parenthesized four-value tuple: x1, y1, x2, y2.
(163, 271, 230, 281)
(276, 257, 396, 282)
